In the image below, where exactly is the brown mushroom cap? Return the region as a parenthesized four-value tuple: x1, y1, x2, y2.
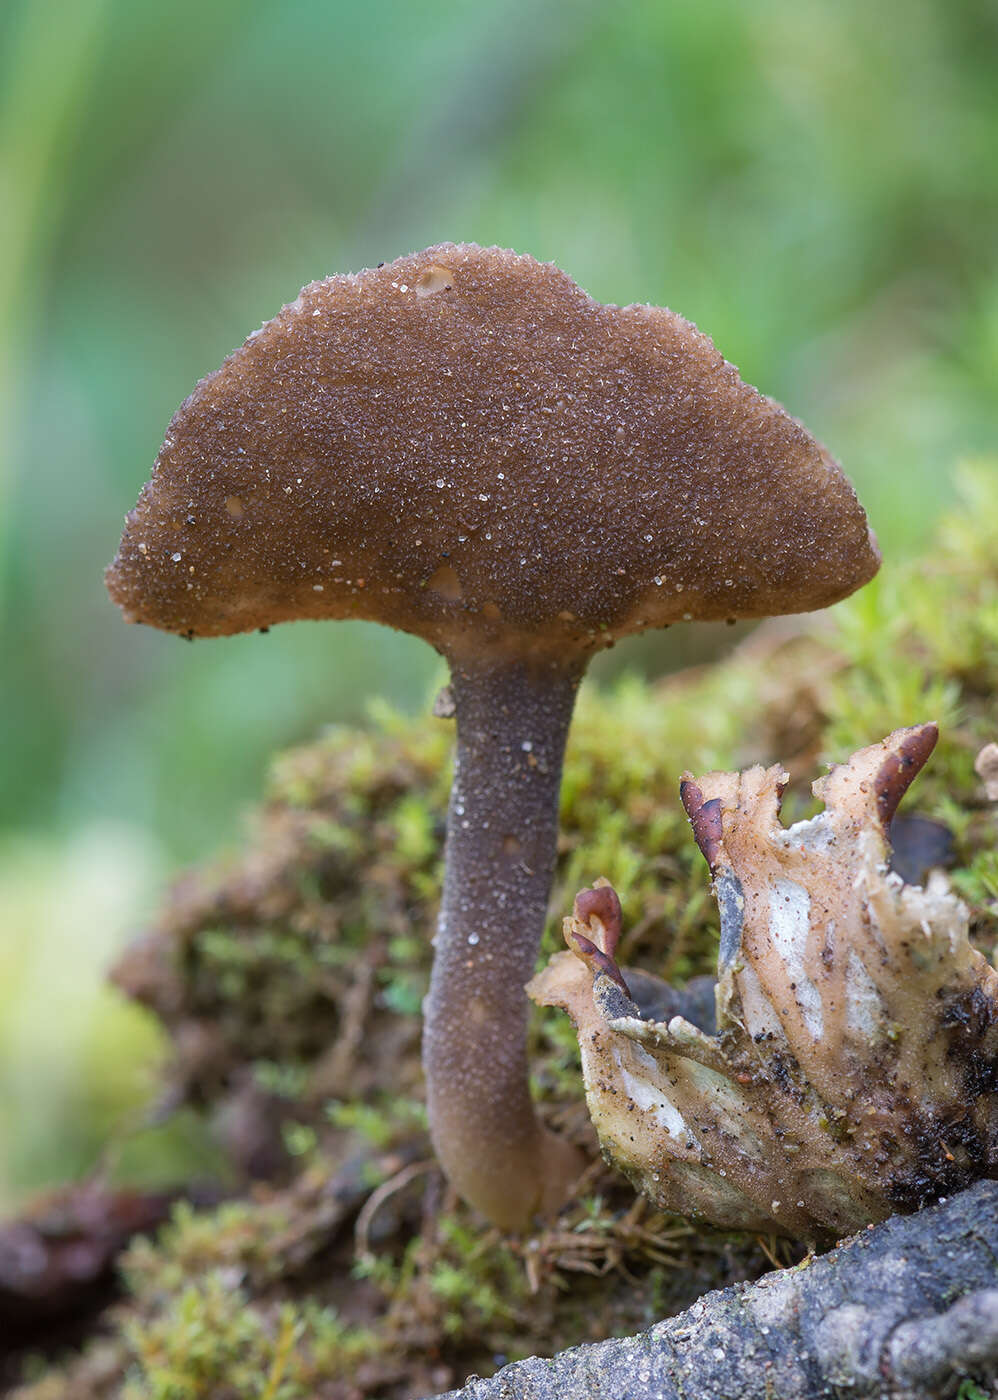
(106, 243, 879, 658)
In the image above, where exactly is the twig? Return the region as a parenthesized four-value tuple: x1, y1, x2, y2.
(354, 1159, 436, 1257)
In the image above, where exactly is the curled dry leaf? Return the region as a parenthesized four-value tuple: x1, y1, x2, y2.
(529, 724, 998, 1239)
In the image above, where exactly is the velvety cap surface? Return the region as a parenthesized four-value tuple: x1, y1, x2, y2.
(106, 243, 879, 653)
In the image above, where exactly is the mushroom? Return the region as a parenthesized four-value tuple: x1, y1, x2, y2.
(532, 724, 998, 1238)
(105, 242, 879, 1230)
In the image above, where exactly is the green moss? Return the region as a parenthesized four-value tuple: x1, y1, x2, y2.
(956, 1383, 991, 1400)
(122, 1199, 295, 1295)
(352, 1212, 530, 1351)
(120, 1276, 376, 1400)
(427, 1219, 524, 1339)
(324, 1094, 427, 1150)
(953, 848, 998, 908)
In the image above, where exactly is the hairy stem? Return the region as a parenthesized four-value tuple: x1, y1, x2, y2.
(423, 652, 585, 1229)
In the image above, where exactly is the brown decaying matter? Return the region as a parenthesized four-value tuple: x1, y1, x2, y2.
(531, 724, 998, 1239)
(105, 242, 877, 658)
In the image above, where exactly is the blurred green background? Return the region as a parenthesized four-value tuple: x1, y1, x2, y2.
(1, 0, 996, 1206)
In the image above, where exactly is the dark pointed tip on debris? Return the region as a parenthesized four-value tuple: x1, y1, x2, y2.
(573, 883, 623, 957)
(680, 779, 724, 874)
(567, 929, 632, 998)
(874, 723, 939, 830)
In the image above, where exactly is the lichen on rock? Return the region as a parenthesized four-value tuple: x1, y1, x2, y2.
(532, 724, 998, 1239)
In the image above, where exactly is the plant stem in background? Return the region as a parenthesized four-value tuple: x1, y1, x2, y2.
(0, 0, 110, 611)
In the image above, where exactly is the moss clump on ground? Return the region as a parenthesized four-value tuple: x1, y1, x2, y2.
(12, 463, 998, 1398)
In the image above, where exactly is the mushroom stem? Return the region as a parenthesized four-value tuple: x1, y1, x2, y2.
(423, 650, 586, 1230)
